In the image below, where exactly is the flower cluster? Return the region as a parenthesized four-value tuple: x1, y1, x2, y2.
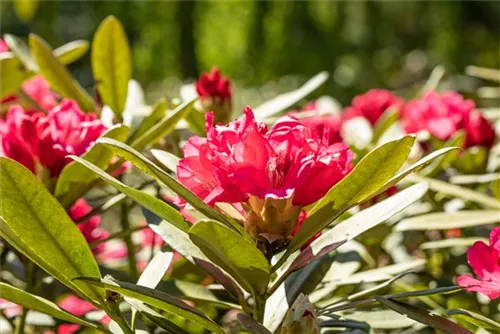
(344, 89, 404, 125)
(457, 227, 500, 300)
(0, 98, 106, 177)
(195, 67, 232, 124)
(178, 107, 353, 240)
(401, 91, 496, 149)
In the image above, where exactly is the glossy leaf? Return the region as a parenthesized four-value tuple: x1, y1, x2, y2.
(422, 131, 465, 177)
(55, 124, 130, 208)
(54, 40, 90, 65)
(420, 237, 487, 250)
(4, 34, 38, 71)
(70, 155, 189, 232)
(92, 16, 131, 116)
(375, 297, 473, 334)
(128, 98, 168, 143)
(372, 108, 399, 144)
(1, 54, 30, 98)
(130, 97, 196, 150)
(408, 174, 500, 210)
(291, 183, 428, 272)
(237, 313, 272, 334)
(151, 149, 180, 174)
(29, 34, 96, 112)
(0, 283, 99, 330)
(397, 210, 500, 231)
(448, 308, 500, 330)
(137, 251, 173, 288)
(0, 158, 104, 304)
(254, 71, 329, 121)
(189, 220, 270, 295)
(77, 277, 226, 334)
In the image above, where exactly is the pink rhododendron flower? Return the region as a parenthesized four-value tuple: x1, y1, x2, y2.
(344, 89, 404, 125)
(0, 99, 106, 177)
(195, 67, 232, 124)
(58, 295, 110, 334)
(0, 39, 8, 53)
(69, 199, 109, 256)
(22, 75, 58, 110)
(0, 298, 22, 318)
(401, 91, 496, 149)
(290, 100, 343, 146)
(178, 107, 353, 207)
(457, 227, 500, 300)
(196, 67, 231, 102)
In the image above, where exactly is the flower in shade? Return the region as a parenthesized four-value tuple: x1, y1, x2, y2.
(57, 295, 110, 334)
(344, 89, 404, 125)
(195, 67, 232, 124)
(290, 98, 343, 146)
(401, 91, 496, 149)
(22, 75, 58, 111)
(0, 99, 106, 178)
(457, 227, 500, 300)
(178, 107, 352, 242)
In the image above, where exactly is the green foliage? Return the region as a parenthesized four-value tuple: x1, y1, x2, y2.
(0, 158, 104, 304)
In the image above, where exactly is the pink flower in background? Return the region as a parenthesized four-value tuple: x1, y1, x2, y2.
(0, 99, 106, 177)
(178, 107, 353, 207)
(58, 295, 110, 334)
(344, 89, 404, 125)
(457, 227, 500, 300)
(0, 39, 8, 53)
(196, 67, 231, 102)
(69, 199, 109, 256)
(290, 100, 343, 146)
(401, 91, 496, 149)
(22, 75, 58, 110)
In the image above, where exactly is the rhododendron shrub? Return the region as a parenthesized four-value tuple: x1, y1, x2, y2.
(1, 16, 498, 334)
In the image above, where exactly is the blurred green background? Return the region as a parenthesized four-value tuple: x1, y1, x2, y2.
(1, 0, 499, 105)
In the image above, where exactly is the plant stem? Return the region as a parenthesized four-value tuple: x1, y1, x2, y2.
(121, 202, 138, 279)
(15, 261, 36, 334)
(107, 300, 134, 334)
(252, 294, 266, 323)
(267, 273, 287, 297)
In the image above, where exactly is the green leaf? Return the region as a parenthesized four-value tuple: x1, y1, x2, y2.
(127, 299, 190, 334)
(4, 34, 38, 71)
(1, 54, 30, 98)
(254, 71, 329, 121)
(285, 136, 416, 261)
(0, 158, 104, 304)
(92, 16, 132, 116)
(408, 174, 500, 210)
(128, 98, 168, 143)
(372, 107, 399, 144)
(97, 138, 249, 238)
(0, 282, 100, 330)
(290, 183, 428, 272)
(450, 173, 499, 185)
(130, 97, 196, 150)
(375, 297, 473, 334)
(29, 34, 96, 112)
(70, 155, 189, 232)
(189, 220, 270, 295)
(137, 251, 173, 288)
(55, 124, 130, 208)
(420, 237, 487, 250)
(422, 131, 465, 177)
(151, 149, 180, 173)
(345, 310, 415, 329)
(397, 210, 499, 231)
(54, 40, 90, 65)
(76, 277, 226, 334)
(448, 308, 500, 330)
(237, 313, 272, 334)
(13, 0, 38, 23)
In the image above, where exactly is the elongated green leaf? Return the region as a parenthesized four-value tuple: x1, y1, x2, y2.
(0, 158, 104, 304)
(128, 98, 168, 143)
(29, 34, 95, 112)
(92, 16, 131, 116)
(127, 299, 190, 334)
(130, 97, 196, 150)
(55, 124, 130, 208)
(97, 138, 249, 238)
(237, 313, 272, 334)
(77, 277, 226, 334)
(345, 310, 415, 329)
(372, 108, 399, 144)
(0, 283, 99, 329)
(291, 183, 428, 272)
(448, 308, 500, 330)
(450, 173, 500, 185)
(375, 297, 473, 334)
(422, 131, 465, 177)
(54, 40, 89, 65)
(420, 237, 487, 250)
(4, 34, 38, 71)
(137, 251, 173, 288)
(254, 72, 329, 121)
(284, 136, 416, 263)
(408, 174, 500, 210)
(70, 156, 189, 232)
(397, 210, 499, 231)
(189, 220, 270, 295)
(1, 54, 30, 98)
(151, 149, 179, 173)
